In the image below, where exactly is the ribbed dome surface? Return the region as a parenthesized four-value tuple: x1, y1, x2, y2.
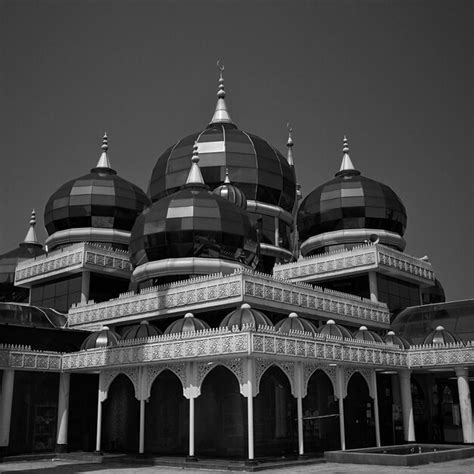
(164, 313, 210, 334)
(213, 181, 247, 209)
(297, 171, 407, 242)
(384, 330, 410, 349)
(122, 320, 162, 340)
(318, 319, 352, 339)
(80, 327, 121, 350)
(353, 325, 384, 343)
(149, 124, 296, 212)
(44, 169, 150, 236)
(130, 182, 257, 268)
(220, 303, 272, 330)
(423, 325, 462, 345)
(275, 312, 318, 335)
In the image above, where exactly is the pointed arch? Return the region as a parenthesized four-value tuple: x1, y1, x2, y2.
(255, 358, 296, 397)
(99, 367, 140, 401)
(144, 363, 186, 400)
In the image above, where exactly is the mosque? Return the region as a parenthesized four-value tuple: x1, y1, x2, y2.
(0, 66, 473, 463)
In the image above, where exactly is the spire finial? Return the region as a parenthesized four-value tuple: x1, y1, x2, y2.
(224, 168, 231, 184)
(95, 131, 113, 170)
(23, 209, 40, 245)
(186, 141, 205, 185)
(336, 134, 357, 175)
(286, 122, 294, 166)
(209, 60, 234, 125)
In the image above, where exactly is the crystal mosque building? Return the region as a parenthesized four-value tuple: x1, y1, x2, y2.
(0, 67, 473, 463)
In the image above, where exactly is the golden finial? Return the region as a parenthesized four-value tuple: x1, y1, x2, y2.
(337, 134, 356, 175)
(217, 60, 225, 98)
(29, 209, 36, 226)
(210, 60, 233, 125)
(23, 209, 39, 245)
(95, 131, 112, 169)
(342, 135, 349, 154)
(286, 122, 294, 166)
(224, 168, 231, 184)
(101, 132, 108, 152)
(186, 141, 205, 185)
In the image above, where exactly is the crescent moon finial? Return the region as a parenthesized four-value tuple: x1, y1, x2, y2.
(217, 60, 224, 73)
(287, 122, 292, 133)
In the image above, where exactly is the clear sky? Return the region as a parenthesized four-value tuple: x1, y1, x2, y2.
(0, 0, 471, 301)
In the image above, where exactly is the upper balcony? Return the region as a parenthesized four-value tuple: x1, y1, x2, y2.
(67, 268, 390, 330)
(14, 242, 132, 287)
(273, 243, 435, 287)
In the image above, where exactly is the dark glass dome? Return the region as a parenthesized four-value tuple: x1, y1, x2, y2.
(44, 135, 150, 237)
(275, 312, 318, 335)
(384, 330, 410, 349)
(130, 181, 257, 268)
(164, 312, 210, 334)
(80, 326, 121, 350)
(353, 325, 384, 343)
(298, 171, 407, 243)
(213, 171, 247, 209)
(220, 303, 272, 330)
(122, 320, 162, 340)
(44, 169, 150, 236)
(149, 123, 296, 213)
(423, 325, 462, 345)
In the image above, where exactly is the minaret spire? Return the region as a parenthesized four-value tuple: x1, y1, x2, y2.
(286, 122, 294, 166)
(23, 209, 40, 245)
(209, 61, 234, 125)
(186, 142, 205, 185)
(336, 135, 359, 176)
(95, 132, 112, 169)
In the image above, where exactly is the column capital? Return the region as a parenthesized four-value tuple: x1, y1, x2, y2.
(398, 368, 411, 380)
(455, 367, 469, 378)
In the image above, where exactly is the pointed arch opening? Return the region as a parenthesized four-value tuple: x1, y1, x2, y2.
(303, 369, 339, 453)
(195, 365, 246, 458)
(102, 373, 139, 452)
(344, 372, 375, 449)
(145, 369, 188, 454)
(254, 365, 296, 457)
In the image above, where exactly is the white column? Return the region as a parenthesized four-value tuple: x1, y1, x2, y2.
(274, 217, 280, 247)
(372, 371, 381, 447)
(81, 271, 91, 303)
(95, 393, 103, 452)
(56, 372, 70, 451)
(399, 369, 415, 442)
(336, 366, 346, 450)
(368, 271, 378, 302)
(455, 367, 473, 443)
(0, 370, 15, 449)
(188, 396, 195, 458)
(297, 396, 304, 455)
(139, 399, 145, 454)
(247, 358, 255, 460)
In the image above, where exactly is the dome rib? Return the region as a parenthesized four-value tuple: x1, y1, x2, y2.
(220, 303, 272, 330)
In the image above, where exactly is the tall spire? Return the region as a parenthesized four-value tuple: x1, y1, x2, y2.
(338, 135, 357, 174)
(209, 61, 234, 125)
(286, 122, 294, 166)
(95, 132, 112, 169)
(23, 209, 39, 245)
(186, 142, 205, 185)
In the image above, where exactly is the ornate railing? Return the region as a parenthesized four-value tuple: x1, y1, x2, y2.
(273, 243, 435, 284)
(0, 344, 62, 371)
(407, 341, 474, 368)
(67, 269, 390, 327)
(14, 242, 132, 285)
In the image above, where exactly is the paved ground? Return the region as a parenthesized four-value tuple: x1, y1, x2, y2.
(0, 458, 474, 474)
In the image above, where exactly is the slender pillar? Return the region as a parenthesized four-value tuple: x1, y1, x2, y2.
(81, 271, 91, 303)
(139, 399, 145, 454)
(372, 371, 381, 447)
(0, 369, 15, 453)
(274, 217, 280, 247)
(188, 397, 195, 459)
(399, 369, 415, 442)
(297, 395, 304, 455)
(368, 271, 378, 302)
(95, 395, 103, 452)
(56, 372, 70, 452)
(336, 367, 346, 450)
(247, 358, 255, 461)
(455, 367, 473, 443)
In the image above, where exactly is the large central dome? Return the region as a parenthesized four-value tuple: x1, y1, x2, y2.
(149, 123, 296, 213)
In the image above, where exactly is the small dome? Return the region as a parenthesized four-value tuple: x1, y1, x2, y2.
(220, 303, 272, 330)
(213, 170, 247, 209)
(318, 319, 352, 339)
(275, 312, 318, 335)
(384, 330, 410, 349)
(80, 326, 121, 350)
(353, 325, 384, 343)
(423, 325, 462, 345)
(297, 137, 406, 255)
(164, 312, 210, 335)
(44, 134, 150, 243)
(122, 320, 162, 340)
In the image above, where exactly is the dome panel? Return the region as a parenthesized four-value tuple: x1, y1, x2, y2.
(122, 320, 162, 340)
(318, 319, 352, 339)
(220, 303, 272, 330)
(81, 327, 121, 350)
(275, 312, 318, 335)
(164, 313, 210, 334)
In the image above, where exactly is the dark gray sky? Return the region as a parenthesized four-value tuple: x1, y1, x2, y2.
(0, 0, 471, 301)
